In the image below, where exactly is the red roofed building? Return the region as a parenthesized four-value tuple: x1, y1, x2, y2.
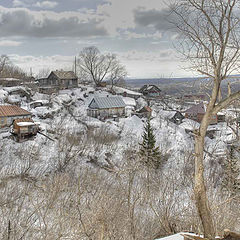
(0, 105, 31, 128)
(185, 102, 217, 124)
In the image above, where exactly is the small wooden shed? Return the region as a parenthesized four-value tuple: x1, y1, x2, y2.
(13, 118, 40, 141)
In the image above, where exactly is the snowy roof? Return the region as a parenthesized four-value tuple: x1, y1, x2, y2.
(30, 100, 49, 106)
(88, 96, 126, 109)
(161, 110, 177, 119)
(155, 232, 199, 240)
(14, 118, 34, 124)
(139, 106, 152, 113)
(51, 71, 77, 80)
(113, 86, 142, 96)
(180, 119, 200, 130)
(0, 105, 31, 117)
(17, 122, 36, 127)
(185, 102, 205, 114)
(0, 78, 21, 81)
(122, 97, 136, 107)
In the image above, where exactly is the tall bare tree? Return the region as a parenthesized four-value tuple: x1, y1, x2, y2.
(36, 68, 51, 79)
(0, 55, 10, 76)
(77, 46, 127, 87)
(171, 0, 240, 238)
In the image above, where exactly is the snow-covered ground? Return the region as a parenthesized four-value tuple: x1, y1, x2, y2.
(0, 85, 239, 239)
(0, 85, 236, 178)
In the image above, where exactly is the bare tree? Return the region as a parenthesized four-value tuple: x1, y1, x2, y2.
(77, 46, 127, 87)
(0, 55, 29, 79)
(36, 68, 51, 79)
(108, 59, 127, 89)
(0, 55, 10, 76)
(171, 0, 240, 238)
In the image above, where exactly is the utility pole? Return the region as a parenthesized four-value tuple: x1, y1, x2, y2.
(74, 56, 77, 75)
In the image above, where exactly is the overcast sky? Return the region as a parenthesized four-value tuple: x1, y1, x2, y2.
(0, 0, 191, 78)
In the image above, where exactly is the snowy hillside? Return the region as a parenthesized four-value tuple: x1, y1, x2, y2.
(0, 85, 236, 177)
(0, 85, 239, 239)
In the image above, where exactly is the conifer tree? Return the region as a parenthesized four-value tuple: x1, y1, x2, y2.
(139, 118, 162, 169)
(222, 146, 240, 196)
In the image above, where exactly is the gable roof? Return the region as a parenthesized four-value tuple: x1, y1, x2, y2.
(51, 71, 77, 80)
(0, 105, 31, 117)
(89, 96, 126, 109)
(140, 84, 161, 93)
(185, 102, 205, 114)
(172, 111, 185, 119)
(138, 106, 152, 113)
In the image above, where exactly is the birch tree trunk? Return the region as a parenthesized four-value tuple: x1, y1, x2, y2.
(170, 1, 240, 238)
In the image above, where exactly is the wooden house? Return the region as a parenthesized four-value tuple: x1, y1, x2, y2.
(0, 105, 32, 128)
(87, 96, 126, 119)
(37, 70, 78, 93)
(136, 106, 152, 118)
(49, 71, 78, 89)
(185, 102, 217, 124)
(139, 85, 162, 98)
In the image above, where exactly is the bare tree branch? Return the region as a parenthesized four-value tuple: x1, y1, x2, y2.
(77, 46, 127, 87)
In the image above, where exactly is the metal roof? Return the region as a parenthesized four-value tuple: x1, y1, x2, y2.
(89, 96, 126, 109)
(0, 105, 31, 117)
(51, 71, 77, 80)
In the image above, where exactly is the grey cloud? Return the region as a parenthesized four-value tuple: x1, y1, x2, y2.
(134, 8, 177, 33)
(0, 8, 108, 38)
